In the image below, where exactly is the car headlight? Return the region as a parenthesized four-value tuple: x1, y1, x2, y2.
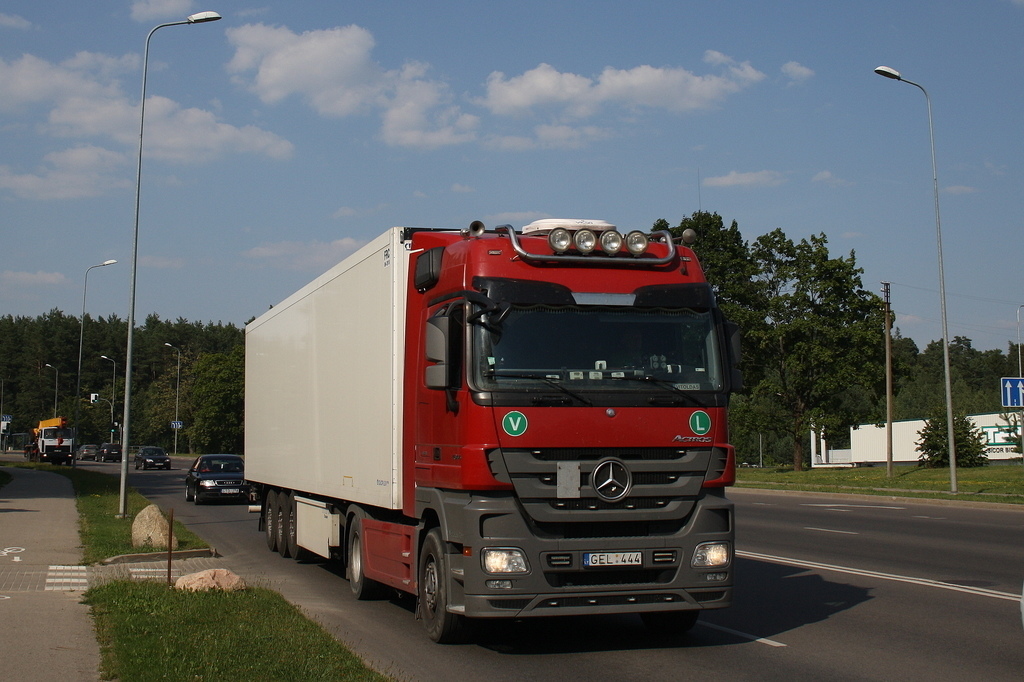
(691, 541, 730, 568)
(199, 480, 218, 488)
(481, 547, 530, 574)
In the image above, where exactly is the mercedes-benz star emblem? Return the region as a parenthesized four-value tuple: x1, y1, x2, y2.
(592, 458, 632, 502)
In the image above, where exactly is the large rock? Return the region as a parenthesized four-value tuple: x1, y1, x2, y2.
(131, 504, 178, 550)
(175, 568, 247, 592)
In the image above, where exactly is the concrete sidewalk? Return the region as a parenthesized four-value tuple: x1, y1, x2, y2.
(0, 464, 231, 681)
(0, 465, 102, 681)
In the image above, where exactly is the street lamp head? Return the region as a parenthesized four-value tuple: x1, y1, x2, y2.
(187, 11, 222, 23)
(874, 65, 902, 80)
(101, 259, 118, 266)
(45, 363, 54, 369)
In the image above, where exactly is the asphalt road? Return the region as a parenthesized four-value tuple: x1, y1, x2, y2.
(77, 459, 1024, 681)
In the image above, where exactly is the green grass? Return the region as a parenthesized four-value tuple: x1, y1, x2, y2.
(2, 463, 391, 681)
(736, 463, 1024, 504)
(85, 581, 390, 682)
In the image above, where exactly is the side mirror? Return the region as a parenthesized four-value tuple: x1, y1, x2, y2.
(725, 320, 743, 391)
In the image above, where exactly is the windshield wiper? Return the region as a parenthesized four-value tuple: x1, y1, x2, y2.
(606, 374, 701, 406)
(487, 371, 593, 406)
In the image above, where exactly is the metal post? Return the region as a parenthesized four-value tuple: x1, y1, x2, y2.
(874, 66, 957, 492)
(74, 260, 116, 469)
(119, 11, 222, 517)
(883, 282, 893, 478)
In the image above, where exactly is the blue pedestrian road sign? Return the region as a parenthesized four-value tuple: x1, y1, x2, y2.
(1001, 378, 1024, 408)
(171, 421, 184, 430)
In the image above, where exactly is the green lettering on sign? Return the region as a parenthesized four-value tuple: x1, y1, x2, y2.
(502, 411, 528, 437)
(690, 410, 711, 436)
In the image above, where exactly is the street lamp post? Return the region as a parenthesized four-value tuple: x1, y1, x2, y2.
(164, 343, 181, 457)
(44, 364, 58, 418)
(874, 65, 958, 494)
(119, 10, 222, 518)
(99, 355, 117, 439)
(73, 260, 117, 468)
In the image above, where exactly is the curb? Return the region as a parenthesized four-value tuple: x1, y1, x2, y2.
(100, 548, 218, 564)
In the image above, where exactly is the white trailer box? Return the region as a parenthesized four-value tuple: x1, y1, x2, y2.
(245, 228, 409, 510)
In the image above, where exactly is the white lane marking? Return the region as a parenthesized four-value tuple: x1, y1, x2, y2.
(804, 527, 859, 535)
(801, 503, 906, 510)
(738, 550, 1021, 602)
(699, 621, 787, 647)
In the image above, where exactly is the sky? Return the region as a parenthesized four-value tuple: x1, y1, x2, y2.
(2, 0, 1024, 354)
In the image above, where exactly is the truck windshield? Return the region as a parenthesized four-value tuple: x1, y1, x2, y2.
(473, 305, 724, 393)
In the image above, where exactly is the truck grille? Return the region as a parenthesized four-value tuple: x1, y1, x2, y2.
(491, 447, 725, 534)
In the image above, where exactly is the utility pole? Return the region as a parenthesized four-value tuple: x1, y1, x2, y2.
(883, 282, 894, 478)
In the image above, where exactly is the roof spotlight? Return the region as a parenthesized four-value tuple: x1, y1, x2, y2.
(600, 229, 623, 254)
(574, 228, 597, 254)
(625, 231, 649, 255)
(548, 227, 572, 253)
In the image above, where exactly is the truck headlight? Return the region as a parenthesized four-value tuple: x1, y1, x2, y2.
(691, 541, 730, 568)
(625, 230, 649, 255)
(599, 229, 623, 254)
(573, 229, 597, 254)
(481, 547, 530, 574)
(548, 228, 572, 253)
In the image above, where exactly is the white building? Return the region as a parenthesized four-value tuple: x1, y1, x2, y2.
(812, 411, 1021, 467)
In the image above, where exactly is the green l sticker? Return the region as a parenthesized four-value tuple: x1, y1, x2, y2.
(502, 411, 528, 436)
(690, 410, 711, 436)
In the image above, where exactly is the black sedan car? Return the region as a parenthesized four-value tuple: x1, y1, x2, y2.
(184, 454, 247, 504)
(134, 446, 171, 470)
(98, 442, 122, 462)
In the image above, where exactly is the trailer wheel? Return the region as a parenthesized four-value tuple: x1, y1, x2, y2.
(418, 528, 467, 643)
(264, 489, 279, 552)
(276, 492, 292, 558)
(283, 492, 305, 560)
(640, 610, 699, 634)
(348, 519, 387, 600)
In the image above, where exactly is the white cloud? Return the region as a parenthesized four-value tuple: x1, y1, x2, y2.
(704, 170, 787, 188)
(812, 170, 851, 187)
(131, 0, 196, 23)
(0, 50, 292, 200)
(0, 13, 32, 30)
(1, 270, 69, 287)
(944, 185, 978, 195)
(0, 146, 131, 199)
(227, 23, 477, 149)
(243, 237, 366, 271)
(451, 183, 474, 193)
(479, 51, 765, 118)
(781, 61, 814, 84)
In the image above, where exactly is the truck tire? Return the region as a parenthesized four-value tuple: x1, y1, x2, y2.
(264, 489, 279, 552)
(418, 528, 467, 643)
(640, 610, 699, 634)
(283, 492, 305, 560)
(348, 518, 387, 600)
(276, 492, 292, 558)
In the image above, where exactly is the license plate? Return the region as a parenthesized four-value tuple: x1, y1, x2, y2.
(583, 552, 643, 567)
(221, 488, 240, 495)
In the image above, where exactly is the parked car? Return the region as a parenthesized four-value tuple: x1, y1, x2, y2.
(134, 446, 171, 470)
(98, 442, 122, 462)
(77, 444, 98, 461)
(184, 454, 247, 504)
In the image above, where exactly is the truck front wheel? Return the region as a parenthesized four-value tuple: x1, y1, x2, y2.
(418, 529, 467, 643)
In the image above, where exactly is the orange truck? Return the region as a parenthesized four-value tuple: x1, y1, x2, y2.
(26, 417, 74, 465)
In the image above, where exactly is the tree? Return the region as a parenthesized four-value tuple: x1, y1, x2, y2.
(916, 412, 987, 468)
(190, 345, 245, 454)
(662, 213, 886, 471)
